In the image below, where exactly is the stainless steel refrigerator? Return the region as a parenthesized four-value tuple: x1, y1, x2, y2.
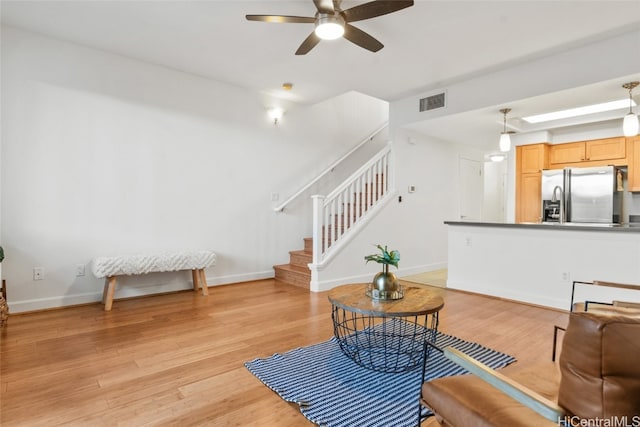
(541, 165, 621, 224)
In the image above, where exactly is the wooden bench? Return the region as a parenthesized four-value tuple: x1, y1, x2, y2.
(91, 250, 216, 311)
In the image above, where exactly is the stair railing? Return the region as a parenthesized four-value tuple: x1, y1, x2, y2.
(273, 122, 388, 212)
(311, 143, 394, 265)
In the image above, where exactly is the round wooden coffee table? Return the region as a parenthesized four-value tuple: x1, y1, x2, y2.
(328, 283, 444, 373)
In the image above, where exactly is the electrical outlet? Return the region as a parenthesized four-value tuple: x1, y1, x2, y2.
(271, 192, 279, 202)
(76, 264, 86, 277)
(561, 272, 570, 282)
(465, 237, 472, 247)
(33, 267, 44, 281)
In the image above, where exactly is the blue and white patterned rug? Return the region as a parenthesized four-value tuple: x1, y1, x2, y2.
(245, 323, 516, 427)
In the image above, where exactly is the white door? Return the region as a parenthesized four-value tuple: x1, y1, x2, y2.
(459, 157, 482, 221)
(482, 161, 507, 222)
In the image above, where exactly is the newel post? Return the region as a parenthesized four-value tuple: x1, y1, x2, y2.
(311, 195, 325, 265)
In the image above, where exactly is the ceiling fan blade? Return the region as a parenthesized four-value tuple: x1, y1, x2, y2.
(342, 0, 414, 23)
(246, 15, 315, 24)
(313, 0, 335, 14)
(343, 24, 383, 52)
(295, 32, 322, 55)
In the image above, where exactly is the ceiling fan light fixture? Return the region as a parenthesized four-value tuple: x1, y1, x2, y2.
(315, 14, 345, 40)
(622, 81, 639, 137)
(247, 1, 414, 54)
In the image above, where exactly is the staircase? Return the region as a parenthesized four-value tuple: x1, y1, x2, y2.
(274, 170, 388, 289)
(273, 238, 313, 288)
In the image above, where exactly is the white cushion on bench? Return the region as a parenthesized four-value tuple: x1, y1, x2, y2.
(91, 250, 216, 278)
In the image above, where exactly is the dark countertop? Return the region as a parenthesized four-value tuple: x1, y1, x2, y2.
(444, 221, 640, 233)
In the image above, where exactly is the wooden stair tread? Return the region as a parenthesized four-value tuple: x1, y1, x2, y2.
(273, 264, 310, 274)
(274, 262, 311, 289)
(290, 249, 312, 257)
(289, 250, 312, 269)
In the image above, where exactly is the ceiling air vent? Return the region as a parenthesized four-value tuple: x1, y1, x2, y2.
(419, 92, 446, 112)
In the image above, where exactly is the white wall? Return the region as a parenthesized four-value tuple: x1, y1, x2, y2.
(0, 26, 388, 312)
(447, 224, 640, 310)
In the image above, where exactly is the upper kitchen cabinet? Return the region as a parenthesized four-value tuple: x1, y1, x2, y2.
(549, 137, 626, 166)
(519, 143, 549, 173)
(516, 143, 549, 223)
(628, 136, 640, 192)
(586, 137, 626, 161)
(549, 141, 585, 164)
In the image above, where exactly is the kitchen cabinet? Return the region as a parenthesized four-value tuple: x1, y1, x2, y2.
(628, 136, 640, 192)
(549, 142, 585, 164)
(520, 143, 548, 174)
(516, 143, 548, 223)
(586, 137, 626, 161)
(549, 137, 626, 165)
(517, 136, 632, 219)
(519, 173, 542, 223)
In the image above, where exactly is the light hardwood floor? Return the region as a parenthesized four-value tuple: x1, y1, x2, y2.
(0, 279, 568, 426)
(402, 269, 448, 287)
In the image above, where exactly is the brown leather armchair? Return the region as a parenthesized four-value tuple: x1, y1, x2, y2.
(419, 310, 640, 427)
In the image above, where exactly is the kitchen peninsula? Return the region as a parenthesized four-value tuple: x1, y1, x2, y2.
(445, 221, 640, 310)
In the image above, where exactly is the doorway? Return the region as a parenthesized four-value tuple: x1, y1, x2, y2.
(459, 157, 482, 221)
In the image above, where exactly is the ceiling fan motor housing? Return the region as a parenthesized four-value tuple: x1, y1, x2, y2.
(315, 13, 346, 40)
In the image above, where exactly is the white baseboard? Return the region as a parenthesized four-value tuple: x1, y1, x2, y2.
(446, 280, 566, 310)
(8, 270, 275, 313)
(206, 270, 274, 286)
(398, 262, 448, 278)
(9, 292, 105, 313)
(311, 272, 373, 292)
(311, 263, 448, 293)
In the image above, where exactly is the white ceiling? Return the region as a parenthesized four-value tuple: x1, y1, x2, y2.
(2, 0, 640, 149)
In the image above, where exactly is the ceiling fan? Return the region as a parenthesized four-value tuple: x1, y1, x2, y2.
(246, 0, 414, 55)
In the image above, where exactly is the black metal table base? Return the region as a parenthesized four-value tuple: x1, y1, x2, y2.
(331, 305, 439, 373)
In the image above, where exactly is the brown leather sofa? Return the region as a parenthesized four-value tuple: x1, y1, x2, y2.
(420, 310, 640, 426)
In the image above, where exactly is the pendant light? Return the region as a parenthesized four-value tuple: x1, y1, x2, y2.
(622, 81, 639, 137)
(499, 108, 514, 152)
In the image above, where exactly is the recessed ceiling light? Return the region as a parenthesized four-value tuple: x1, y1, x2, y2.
(522, 99, 637, 124)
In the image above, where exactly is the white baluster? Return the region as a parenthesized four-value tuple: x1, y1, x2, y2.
(311, 144, 395, 264)
(340, 190, 346, 239)
(311, 195, 324, 265)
